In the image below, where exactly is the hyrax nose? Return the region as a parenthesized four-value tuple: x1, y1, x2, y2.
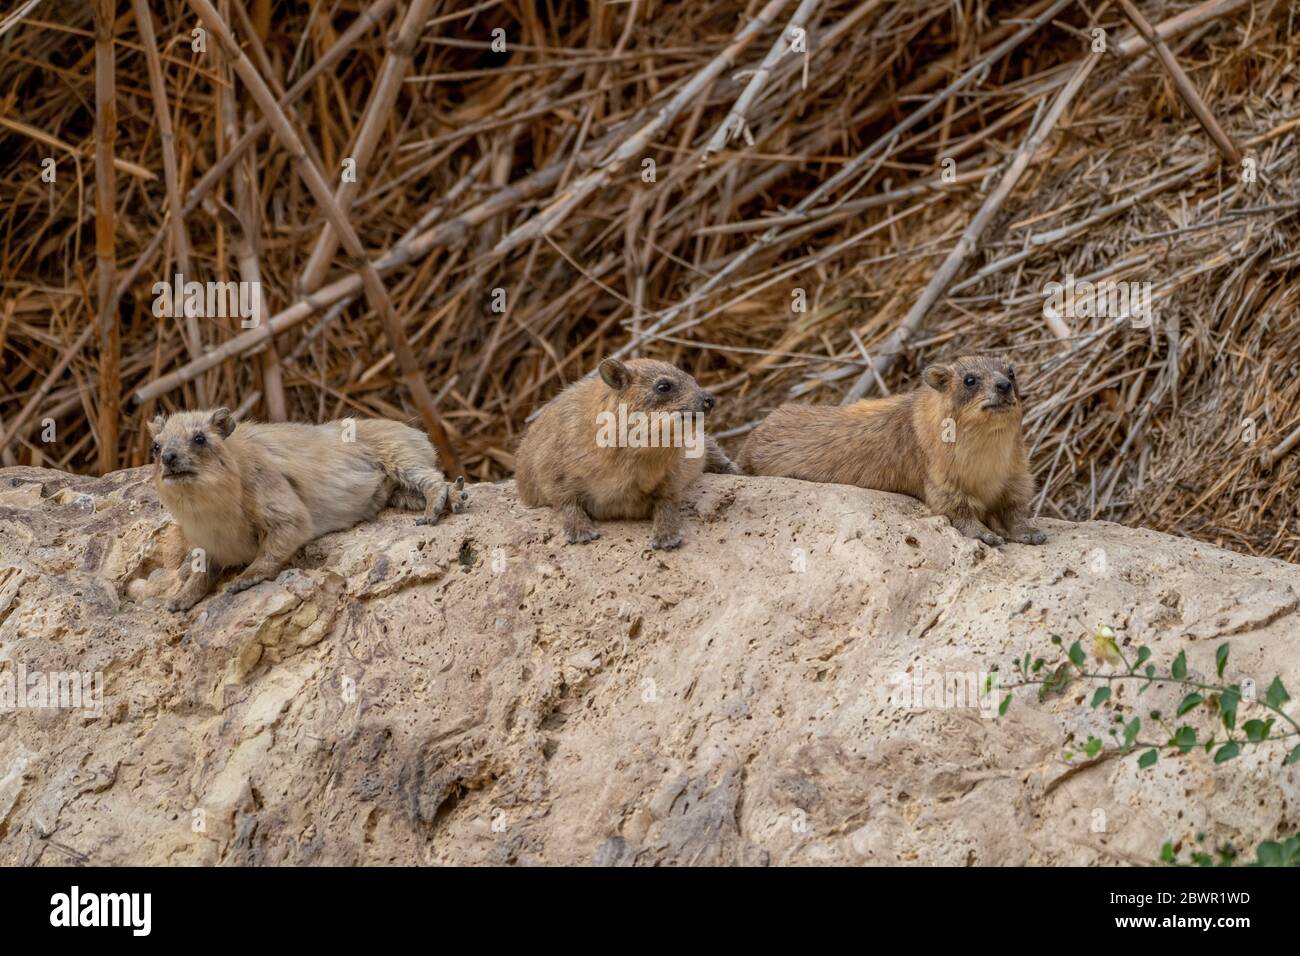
(700, 392, 715, 413)
(161, 450, 179, 467)
(995, 378, 1013, 395)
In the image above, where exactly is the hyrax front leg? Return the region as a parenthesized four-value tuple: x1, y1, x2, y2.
(650, 497, 684, 550)
(704, 436, 740, 475)
(989, 477, 1045, 545)
(226, 493, 312, 595)
(168, 557, 216, 613)
(992, 506, 1046, 545)
(926, 481, 1004, 547)
(560, 497, 599, 544)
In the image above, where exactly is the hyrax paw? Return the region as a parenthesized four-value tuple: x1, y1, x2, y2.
(167, 597, 197, 613)
(651, 533, 683, 551)
(224, 576, 265, 596)
(450, 476, 468, 514)
(1014, 528, 1047, 545)
(565, 528, 600, 545)
(416, 513, 442, 527)
(973, 530, 1005, 547)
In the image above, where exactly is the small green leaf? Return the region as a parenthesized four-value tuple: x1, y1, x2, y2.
(1213, 742, 1240, 764)
(1173, 726, 1196, 753)
(1068, 641, 1086, 667)
(1176, 692, 1203, 716)
(1137, 749, 1158, 768)
(1243, 719, 1274, 743)
(1160, 842, 1177, 864)
(1123, 717, 1141, 750)
(999, 693, 1012, 716)
(1215, 643, 1229, 679)
(1286, 744, 1300, 766)
(1172, 650, 1187, 680)
(1144, 663, 1156, 679)
(1256, 841, 1284, 866)
(1084, 736, 1103, 758)
(1266, 676, 1291, 710)
(1220, 686, 1241, 732)
(1032, 657, 1044, 673)
(1135, 646, 1152, 670)
(1091, 687, 1111, 708)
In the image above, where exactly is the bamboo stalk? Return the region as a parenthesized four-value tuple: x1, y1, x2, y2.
(490, 0, 794, 260)
(297, 0, 433, 294)
(183, 0, 460, 475)
(1114, 0, 1242, 165)
(700, 0, 826, 162)
(91, 0, 119, 474)
(840, 48, 1105, 403)
(610, 0, 1078, 365)
(130, 0, 207, 405)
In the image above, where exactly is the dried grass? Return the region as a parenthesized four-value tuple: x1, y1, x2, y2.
(1, 0, 1298, 557)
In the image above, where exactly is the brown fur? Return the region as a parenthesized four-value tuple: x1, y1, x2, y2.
(149, 408, 467, 611)
(737, 355, 1045, 546)
(515, 357, 736, 549)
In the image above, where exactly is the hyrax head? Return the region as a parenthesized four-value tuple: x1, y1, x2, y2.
(598, 358, 716, 416)
(147, 407, 237, 487)
(922, 355, 1022, 427)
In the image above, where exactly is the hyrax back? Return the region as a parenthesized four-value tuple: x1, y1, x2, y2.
(738, 355, 1044, 546)
(150, 408, 466, 611)
(516, 357, 736, 549)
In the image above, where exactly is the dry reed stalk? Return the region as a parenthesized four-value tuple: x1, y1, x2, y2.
(183, 0, 461, 475)
(91, 0, 118, 474)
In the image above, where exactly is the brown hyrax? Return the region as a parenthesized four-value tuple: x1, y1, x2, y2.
(738, 355, 1044, 546)
(515, 357, 737, 549)
(150, 408, 467, 611)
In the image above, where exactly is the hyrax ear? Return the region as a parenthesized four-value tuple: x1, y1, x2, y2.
(147, 414, 166, 437)
(598, 358, 631, 392)
(208, 407, 236, 438)
(922, 364, 951, 391)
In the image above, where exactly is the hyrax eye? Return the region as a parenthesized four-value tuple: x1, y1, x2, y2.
(151, 442, 160, 457)
(192, 432, 207, 447)
(963, 375, 978, 388)
(654, 379, 674, 394)
(1007, 368, 1016, 380)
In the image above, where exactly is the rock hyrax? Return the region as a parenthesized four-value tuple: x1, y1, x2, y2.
(150, 408, 467, 610)
(515, 357, 737, 549)
(738, 355, 1044, 546)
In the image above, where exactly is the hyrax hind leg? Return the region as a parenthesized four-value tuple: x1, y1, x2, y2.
(397, 468, 465, 526)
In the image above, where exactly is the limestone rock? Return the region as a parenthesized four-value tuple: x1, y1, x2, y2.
(0, 465, 1297, 865)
